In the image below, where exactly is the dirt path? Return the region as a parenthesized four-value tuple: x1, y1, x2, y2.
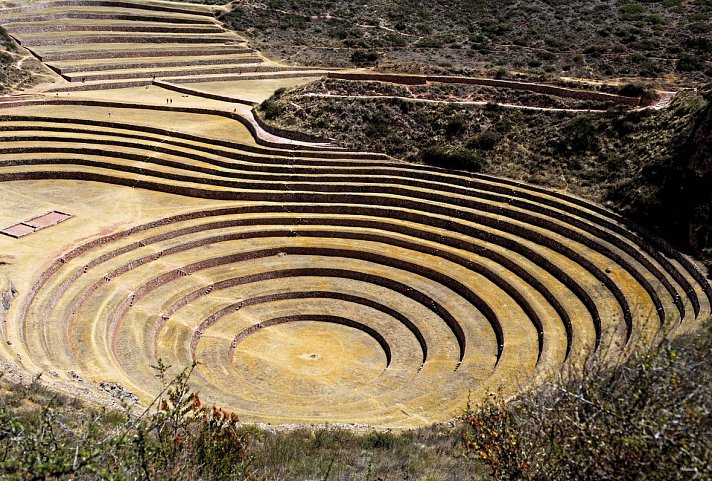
(302, 92, 616, 113)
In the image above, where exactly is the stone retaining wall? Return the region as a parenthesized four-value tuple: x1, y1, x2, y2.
(168, 71, 325, 85)
(65, 64, 298, 82)
(153, 80, 256, 106)
(58, 56, 262, 74)
(47, 80, 153, 92)
(20, 35, 236, 47)
(39, 47, 251, 62)
(0, 12, 215, 25)
(7, 25, 224, 35)
(328, 72, 427, 86)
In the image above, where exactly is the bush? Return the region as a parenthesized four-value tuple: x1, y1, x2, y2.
(676, 55, 704, 72)
(0, 364, 253, 480)
(364, 431, 399, 449)
(259, 88, 287, 120)
(421, 146, 484, 171)
(350, 49, 380, 67)
(463, 399, 528, 480)
(494, 67, 508, 79)
(463, 326, 712, 480)
(557, 116, 599, 154)
(194, 407, 251, 479)
(583, 44, 608, 57)
(618, 82, 646, 97)
(619, 3, 644, 20)
(415, 36, 444, 48)
(467, 130, 502, 150)
(446, 114, 467, 135)
(618, 83, 657, 104)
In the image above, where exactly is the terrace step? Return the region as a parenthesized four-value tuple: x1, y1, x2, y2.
(34, 45, 251, 62)
(5, 22, 226, 35)
(16, 33, 240, 48)
(61, 63, 286, 82)
(1, 1, 216, 17)
(50, 54, 262, 74)
(0, 11, 216, 25)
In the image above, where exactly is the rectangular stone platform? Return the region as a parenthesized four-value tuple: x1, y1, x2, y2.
(1, 211, 72, 238)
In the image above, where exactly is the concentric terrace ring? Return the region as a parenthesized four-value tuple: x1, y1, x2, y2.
(0, 112, 710, 428)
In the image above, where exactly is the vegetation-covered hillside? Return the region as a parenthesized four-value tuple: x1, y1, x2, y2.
(0, 27, 53, 93)
(220, 0, 712, 82)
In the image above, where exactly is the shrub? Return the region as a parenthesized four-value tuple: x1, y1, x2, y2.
(620, 3, 644, 20)
(0, 26, 10, 42)
(689, 21, 710, 34)
(557, 116, 599, 154)
(446, 114, 467, 135)
(311, 426, 354, 449)
(194, 407, 250, 479)
(703, 249, 712, 278)
(259, 88, 287, 120)
(0, 364, 253, 480)
(467, 130, 502, 150)
(494, 67, 508, 79)
(618, 82, 647, 97)
(463, 326, 712, 480)
(537, 51, 556, 61)
(463, 399, 528, 480)
(618, 83, 657, 104)
(421, 146, 484, 171)
(350, 49, 380, 67)
(676, 55, 703, 72)
(415, 36, 444, 48)
(364, 431, 399, 449)
(583, 44, 608, 57)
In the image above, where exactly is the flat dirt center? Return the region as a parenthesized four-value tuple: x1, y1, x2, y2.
(232, 321, 388, 394)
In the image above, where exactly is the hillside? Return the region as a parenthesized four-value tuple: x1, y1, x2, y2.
(220, 0, 712, 83)
(0, 26, 53, 93)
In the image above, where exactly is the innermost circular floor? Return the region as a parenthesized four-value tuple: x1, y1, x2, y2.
(230, 321, 389, 397)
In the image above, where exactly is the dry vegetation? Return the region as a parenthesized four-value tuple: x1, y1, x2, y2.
(0, 364, 483, 481)
(220, 0, 712, 83)
(0, 26, 51, 93)
(463, 322, 712, 481)
(2, 323, 710, 480)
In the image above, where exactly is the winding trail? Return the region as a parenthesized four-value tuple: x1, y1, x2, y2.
(302, 92, 619, 113)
